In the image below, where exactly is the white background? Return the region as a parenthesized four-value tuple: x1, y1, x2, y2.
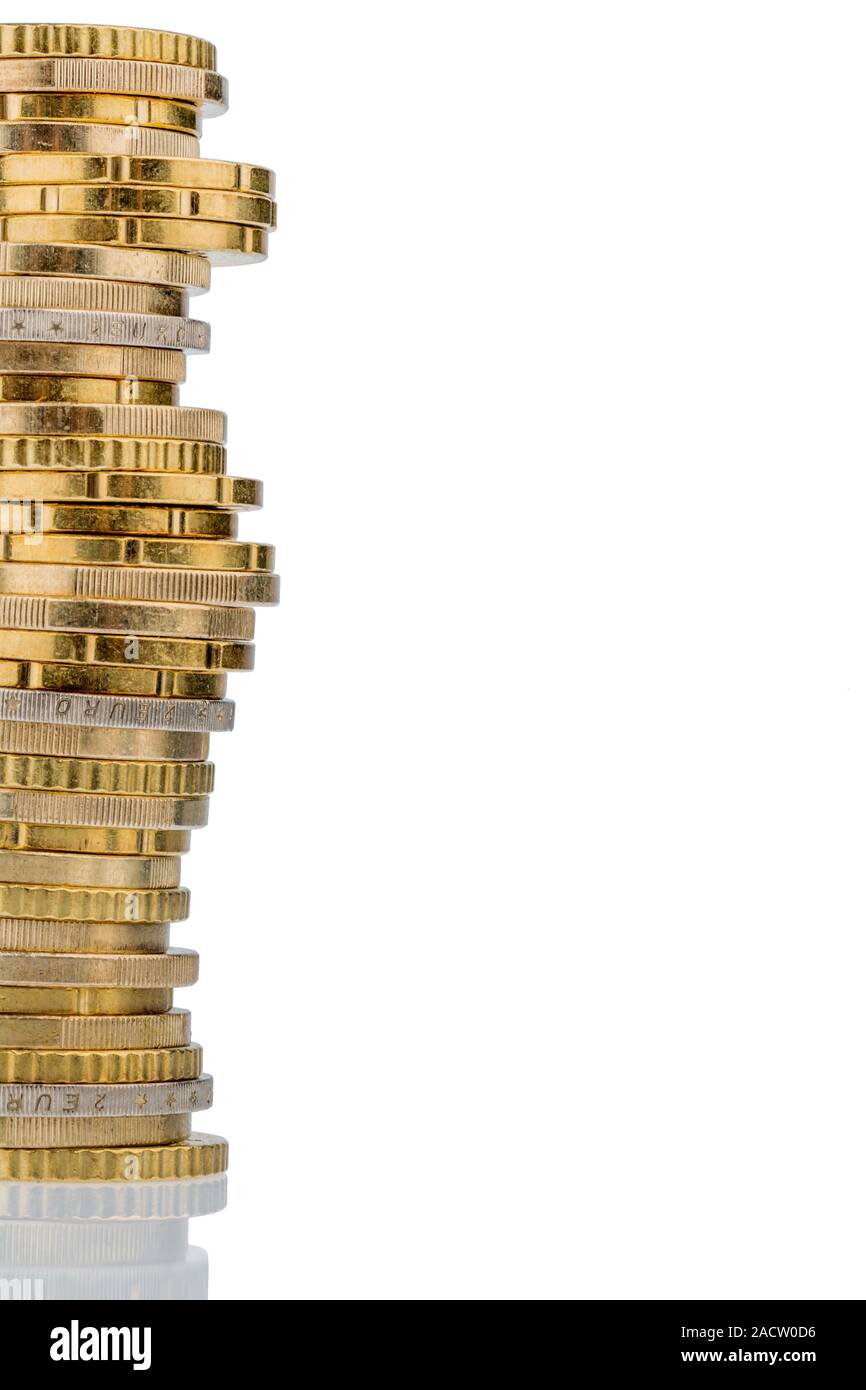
(33, 1, 866, 1298)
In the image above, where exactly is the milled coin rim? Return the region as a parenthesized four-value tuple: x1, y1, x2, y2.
(0, 58, 228, 117)
(0, 1131, 228, 1180)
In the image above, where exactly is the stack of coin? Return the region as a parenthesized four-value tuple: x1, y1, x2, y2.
(0, 1173, 226, 1298)
(0, 24, 277, 1182)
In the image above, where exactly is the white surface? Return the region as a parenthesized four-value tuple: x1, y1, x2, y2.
(32, 1, 866, 1299)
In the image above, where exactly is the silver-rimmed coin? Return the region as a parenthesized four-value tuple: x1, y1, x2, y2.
(0, 1075, 212, 1117)
(0, 308, 209, 352)
(0, 689, 234, 732)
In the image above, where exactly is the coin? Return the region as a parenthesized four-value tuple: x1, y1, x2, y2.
(0, 561, 279, 605)
(0, 1112, 192, 1146)
(0, 1074, 212, 1117)
(0, 919, 171, 953)
(0, 29, 280, 1177)
(0, 688, 234, 732)
(0, 595, 254, 639)
(0, 243, 211, 291)
(0, 986, 173, 1014)
(0, 153, 274, 195)
(0, 215, 267, 264)
(0, 789, 209, 828)
(0, 849, 180, 889)
(0, 751, 209, 796)
(1, 1218, 189, 1264)
(2, 533, 274, 570)
(0, 123, 200, 157)
(0, 750, 214, 795)
(0, 341, 187, 380)
(0, 659, 229, 698)
(0, 1253, 208, 1297)
(0, 1171, 226, 1219)
(0, 437, 226, 472)
(0, 751, 213, 796)
(0, 184, 275, 227)
(0, 1131, 227, 1180)
(32, 502, 237, 536)
(0, 402, 223, 437)
(0, 374, 177, 404)
(0, 720, 210, 761)
(0, 308, 209, 351)
(0, 885, 189, 923)
(0, 471, 258, 508)
(0, 58, 228, 114)
(0, 948, 197, 987)
(0, 25, 217, 68)
(0, 1041, 201, 1084)
(0, 93, 202, 134)
(0, 823, 190, 855)
(0, 631, 251, 673)
(0, 276, 187, 316)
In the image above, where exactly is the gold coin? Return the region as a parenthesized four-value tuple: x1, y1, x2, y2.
(0, 183, 275, 227)
(0, 594, 252, 639)
(0, 659, 228, 698)
(0, 789, 209, 828)
(0, 848, 180, 888)
(0, 917, 170, 952)
(0, 24, 216, 67)
(0, 375, 177, 405)
(0, 274, 187, 316)
(0, 986, 173, 1014)
(0, 1041, 201, 1084)
(0, 437, 226, 472)
(0, 58, 228, 116)
(0, 752, 213, 795)
(0, 242, 210, 291)
(0, 1131, 226, 1180)
(0, 402, 223, 437)
(0, 630, 251, 673)
(0, 822, 190, 854)
(0, 214, 267, 264)
(0, 25, 214, 70)
(0, 948, 197, 987)
(32, 502, 237, 536)
(0, 719, 209, 761)
(0, 278, 190, 324)
(2, 532, 273, 570)
(0, 561, 279, 605)
(0, 153, 274, 195)
(0, 1112, 191, 1146)
(0, 342, 186, 382)
(0, 471, 260, 509)
(0, 93, 201, 134)
(0, 884, 189, 923)
(0, 596, 252, 643)
(0, 1007, 189, 1048)
(0, 123, 199, 157)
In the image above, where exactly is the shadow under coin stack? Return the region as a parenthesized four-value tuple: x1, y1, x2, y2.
(0, 24, 277, 1182)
